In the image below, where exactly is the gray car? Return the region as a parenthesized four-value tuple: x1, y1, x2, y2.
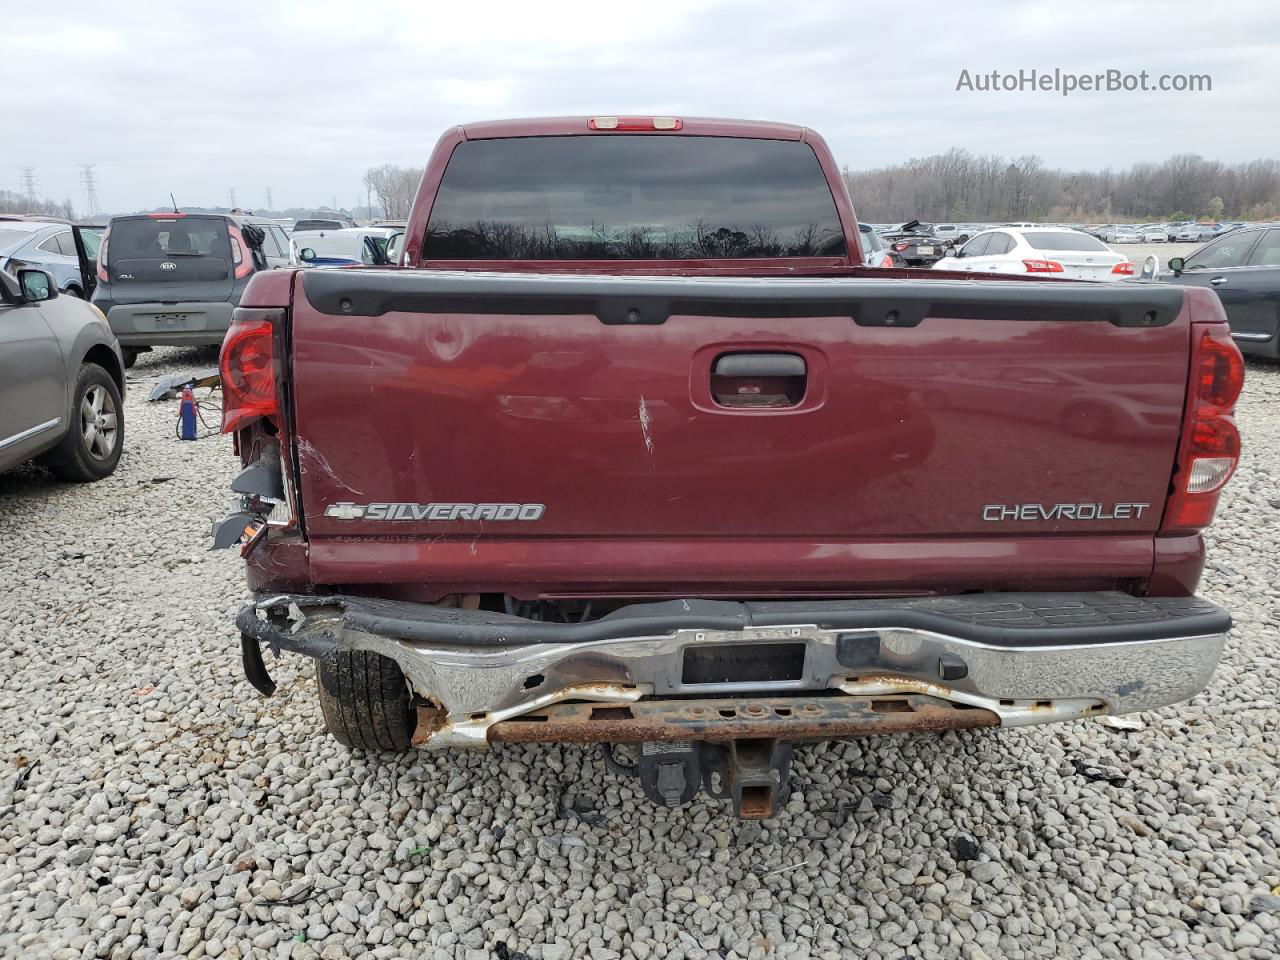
(92, 212, 290, 367)
(0, 266, 126, 480)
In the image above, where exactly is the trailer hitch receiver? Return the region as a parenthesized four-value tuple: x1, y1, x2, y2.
(608, 738, 793, 819)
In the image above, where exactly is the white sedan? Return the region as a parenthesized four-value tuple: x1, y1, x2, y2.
(934, 227, 1134, 280)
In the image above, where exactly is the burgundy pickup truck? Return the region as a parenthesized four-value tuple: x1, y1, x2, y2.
(218, 117, 1242, 818)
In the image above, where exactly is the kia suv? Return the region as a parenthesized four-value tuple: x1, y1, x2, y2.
(92, 213, 282, 367)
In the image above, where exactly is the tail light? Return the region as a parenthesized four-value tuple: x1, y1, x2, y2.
(893, 241, 909, 252)
(1022, 259, 1064, 273)
(227, 224, 253, 279)
(96, 226, 110, 283)
(220, 309, 279, 433)
(1111, 261, 1134, 276)
(1161, 324, 1244, 534)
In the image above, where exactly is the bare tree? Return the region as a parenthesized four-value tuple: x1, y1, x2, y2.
(362, 165, 423, 219)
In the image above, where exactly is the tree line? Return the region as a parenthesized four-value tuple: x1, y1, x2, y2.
(0, 191, 77, 220)
(842, 149, 1280, 223)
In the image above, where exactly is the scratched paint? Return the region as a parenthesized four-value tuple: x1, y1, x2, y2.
(637, 395, 654, 454)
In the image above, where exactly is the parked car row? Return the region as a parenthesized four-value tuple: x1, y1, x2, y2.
(1090, 222, 1243, 244)
(863, 219, 1254, 259)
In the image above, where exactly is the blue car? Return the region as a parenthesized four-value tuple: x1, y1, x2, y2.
(0, 218, 100, 298)
(0, 217, 99, 296)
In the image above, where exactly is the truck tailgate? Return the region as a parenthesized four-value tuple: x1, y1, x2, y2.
(287, 270, 1191, 595)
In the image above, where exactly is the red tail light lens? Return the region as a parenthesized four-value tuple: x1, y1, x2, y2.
(220, 310, 279, 433)
(1162, 324, 1244, 534)
(1111, 261, 1134, 276)
(1023, 259, 1064, 273)
(893, 241, 909, 252)
(1195, 332, 1245, 410)
(96, 227, 110, 283)
(228, 224, 253, 279)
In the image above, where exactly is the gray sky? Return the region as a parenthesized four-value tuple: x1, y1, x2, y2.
(5, 0, 1278, 213)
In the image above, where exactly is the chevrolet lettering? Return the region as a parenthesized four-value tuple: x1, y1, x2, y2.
(982, 502, 1152, 522)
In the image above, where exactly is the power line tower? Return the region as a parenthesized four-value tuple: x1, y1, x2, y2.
(264, 186, 274, 211)
(19, 167, 38, 207)
(228, 187, 237, 209)
(80, 164, 102, 217)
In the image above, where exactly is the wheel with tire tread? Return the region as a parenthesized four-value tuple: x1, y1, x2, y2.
(40, 364, 123, 482)
(317, 650, 416, 751)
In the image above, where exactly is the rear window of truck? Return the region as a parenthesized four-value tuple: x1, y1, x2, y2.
(422, 136, 847, 260)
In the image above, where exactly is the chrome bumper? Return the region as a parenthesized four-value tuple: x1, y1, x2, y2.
(238, 593, 1228, 748)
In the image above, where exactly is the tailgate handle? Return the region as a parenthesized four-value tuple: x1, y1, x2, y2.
(711, 352, 807, 409)
(713, 353, 806, 378)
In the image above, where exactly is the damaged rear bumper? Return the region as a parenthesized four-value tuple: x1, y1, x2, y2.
(237, 592, 1229, 748)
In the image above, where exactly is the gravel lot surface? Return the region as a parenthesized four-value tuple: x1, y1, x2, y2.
(1, 344, 1277, 960)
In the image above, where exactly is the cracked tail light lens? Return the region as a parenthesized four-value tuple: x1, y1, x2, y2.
(220, 309, 279, 433)
(1162, 325, 1244, 534)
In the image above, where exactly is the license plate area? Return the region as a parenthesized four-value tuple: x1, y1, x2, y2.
(682, 642, 806, 684)
(138, 312, 204, 332)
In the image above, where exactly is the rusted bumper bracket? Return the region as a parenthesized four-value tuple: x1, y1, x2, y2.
(485, 694, 997, 818)
(484, 693, 998, 744)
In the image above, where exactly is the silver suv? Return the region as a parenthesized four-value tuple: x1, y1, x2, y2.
(1, 266, 125, 480)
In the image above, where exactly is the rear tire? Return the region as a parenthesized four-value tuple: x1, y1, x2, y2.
(317, 650, 416, 751)
(41, 364, 124, 482)
(121, 347, 139, 369)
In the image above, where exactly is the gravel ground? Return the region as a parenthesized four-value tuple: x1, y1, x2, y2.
(1, 345, 1277, 960)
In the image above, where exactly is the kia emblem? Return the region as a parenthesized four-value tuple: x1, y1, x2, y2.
(160, 261, 177, 271)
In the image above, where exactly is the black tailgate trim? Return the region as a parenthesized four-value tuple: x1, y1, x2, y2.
(299, 269, 1184, 328)
(240, 591, 1229, 654)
